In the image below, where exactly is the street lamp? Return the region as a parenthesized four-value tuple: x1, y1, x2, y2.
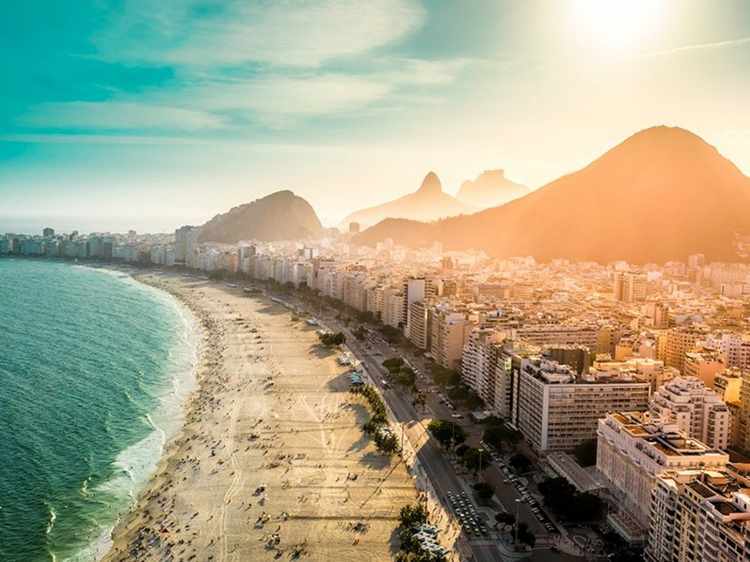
(514, 498, 521, 545)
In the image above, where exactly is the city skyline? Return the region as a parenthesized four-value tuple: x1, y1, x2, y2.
(2, 0, 750, 232)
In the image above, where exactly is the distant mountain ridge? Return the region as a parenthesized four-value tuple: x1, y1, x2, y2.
(198, 190, 322, 243)
(354, 126, 750, 263)
(456, 169, 528, 209)
(339, 171, 472, 229)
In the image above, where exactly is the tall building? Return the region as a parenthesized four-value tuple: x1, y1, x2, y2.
(407, 300, 430, 350)
(646, 468, 750, 562)
(461, 329, 511, 415)
(613, 271, 648, 303)
(175, 225, 199, 265)
(665, 326, 708, 373)
(42, 227, 55, 237)
(649, 377, 731, 450)
(721, 333, 750, 371)
(430, 307, 473, 370)
(382, 287, 405, 329)
(516, 358, 651, 453)
(597, 411, 729, 540)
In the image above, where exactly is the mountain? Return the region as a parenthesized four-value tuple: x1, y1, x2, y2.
(198, 190, 323, 243)
(339, 171, 472, 229)
(354, 126, 750, 263)
(456, 169, 529, 209)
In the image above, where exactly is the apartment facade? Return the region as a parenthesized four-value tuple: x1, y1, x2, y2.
(649, 377, 732, 450)
(516, 359, 651, 453)
(597, 411, 729, 533)
(430, 308, 473, 370)
(646, 469, 750, 562)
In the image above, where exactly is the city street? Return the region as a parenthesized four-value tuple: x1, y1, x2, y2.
(288, 296, 577, 562)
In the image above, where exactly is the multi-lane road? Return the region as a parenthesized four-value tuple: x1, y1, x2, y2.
(284, 295, 576, 562)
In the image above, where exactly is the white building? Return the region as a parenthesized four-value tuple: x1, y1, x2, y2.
(516, 359, 651, 453)
(461, 328, 512, 415)
(597, 411, 729, 539)
(649, 377, 731, 450)
(646, 468, 750, 562)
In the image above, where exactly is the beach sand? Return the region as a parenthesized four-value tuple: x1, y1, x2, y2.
(102, 272, 418, 562)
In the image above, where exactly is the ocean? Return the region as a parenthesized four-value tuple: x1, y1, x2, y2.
(0, 259, 197, 562)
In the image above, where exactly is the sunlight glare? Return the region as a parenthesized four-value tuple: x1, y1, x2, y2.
(570, 0, 666, 52)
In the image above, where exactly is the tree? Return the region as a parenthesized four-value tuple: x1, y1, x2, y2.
(483, 423, 521, 452)
(394, 367, 416, 389)
(383, 357, 405, 372)
(399, 504, 428, 528)
(509, 453, 532, 473)
(353, 326, 367, 341)
(432, 365, 460, 387)
(538, 477, 604, 522)
(380, 325, 403, 344)
(473, 482, 495, 501)
(574, 438, 598, 467)
(462, 448, 487, 473)
(427, 420, 466, 448)
(318, 331, 346, 347)
(375, 431, 399, 455)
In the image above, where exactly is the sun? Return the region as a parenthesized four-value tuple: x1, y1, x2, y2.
(570, 0, 666, 52)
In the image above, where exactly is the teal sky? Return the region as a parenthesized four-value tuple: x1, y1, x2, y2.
(2, 0, 750, 232)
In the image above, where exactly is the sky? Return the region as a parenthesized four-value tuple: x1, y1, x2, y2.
(1, 0, 750, 233)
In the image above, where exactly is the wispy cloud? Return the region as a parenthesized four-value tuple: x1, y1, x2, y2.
(95, 0, 426, 68)
(20, 102, 225, 131)
(183, 74, 392, 116)
(644, 36, 750, 58)
(18, 1, 470, 133)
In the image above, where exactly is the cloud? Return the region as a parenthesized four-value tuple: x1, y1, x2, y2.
(644, 36, 750, 58)
(188, 74, 392, 116)
(96, 0, 426, 68)
(19, 102, 225, 131)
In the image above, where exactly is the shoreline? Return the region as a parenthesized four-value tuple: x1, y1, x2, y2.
(97, 271, 213, 561)
(100, 270, 419, 561)
(82, 266, 203, 562)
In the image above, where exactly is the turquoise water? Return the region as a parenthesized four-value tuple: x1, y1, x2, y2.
(0, 259, 196, 562)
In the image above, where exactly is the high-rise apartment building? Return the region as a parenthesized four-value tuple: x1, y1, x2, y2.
(516, 359, 650, 453)
(721, 333, 750, 371)
(613, 271, 648, 303)
(649, 377, 731, 450)
(646, 468, 750, 562)
(407, 300, 430, 350)
(461, 329, 512, 415)
(665, 326, 709, 373)
(597, 411, 729, 539)
(430, 307, 473, 370)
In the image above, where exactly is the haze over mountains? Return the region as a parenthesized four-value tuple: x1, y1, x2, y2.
(354, 126, 750, 264)
(339, 172, 473, 229)
(456, 169, 529, 209)
(198, 190, 322, 244)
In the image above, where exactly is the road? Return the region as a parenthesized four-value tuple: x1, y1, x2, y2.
(281, 294, 575, 562)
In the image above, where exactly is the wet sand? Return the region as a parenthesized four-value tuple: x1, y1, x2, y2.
(102, 272, 418, 562)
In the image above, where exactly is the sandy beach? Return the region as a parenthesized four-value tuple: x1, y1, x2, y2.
(102, 271, 419, 562)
